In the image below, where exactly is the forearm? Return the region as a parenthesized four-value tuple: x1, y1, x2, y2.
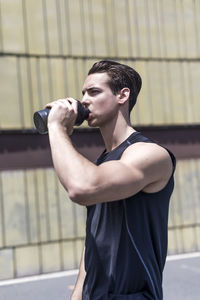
(48, 123, 96, 201)
(71, 247, 86, 300)
(48, 124, 143, 205)
(48, 119, 160, 207)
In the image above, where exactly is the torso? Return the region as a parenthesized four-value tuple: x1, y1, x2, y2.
(83, 132, 176, 300)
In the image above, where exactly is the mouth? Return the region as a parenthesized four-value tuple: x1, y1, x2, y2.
(87, 112, 93, 121)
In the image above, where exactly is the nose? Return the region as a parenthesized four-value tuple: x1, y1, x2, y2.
(81, 93, 90, 106)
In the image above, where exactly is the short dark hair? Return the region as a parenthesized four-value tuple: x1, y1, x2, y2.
(88, 60, 142, 112)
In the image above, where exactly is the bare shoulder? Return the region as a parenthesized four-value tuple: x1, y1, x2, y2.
(122, 142, 172, 164)
(121, 142, 173, 193)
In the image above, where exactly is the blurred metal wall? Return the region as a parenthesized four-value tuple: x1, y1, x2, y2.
(0, 0, 200, 279)
(0, 0, 200, 128)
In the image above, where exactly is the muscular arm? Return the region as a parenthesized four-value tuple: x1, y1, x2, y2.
(71, 247, 86, 300)
(48, 122, 173, 206)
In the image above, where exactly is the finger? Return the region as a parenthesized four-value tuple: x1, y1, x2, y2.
(45, 99, 68, 109)
(67, 126, 74, 136)
(45, 98, 76, 111)
(67, 98, 78, 113)
(45, 102, 54, 108)
(45, 100, 59, 108)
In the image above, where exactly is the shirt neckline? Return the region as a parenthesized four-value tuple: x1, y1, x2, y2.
(101, 131, 140, 158)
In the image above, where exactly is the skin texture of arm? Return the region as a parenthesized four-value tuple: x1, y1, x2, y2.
(70, 247, 86, 300)
(48, 122, 173, 206)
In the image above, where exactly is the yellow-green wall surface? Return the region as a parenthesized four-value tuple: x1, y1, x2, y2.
(0, 0, 200, 279)
(0, 0, 200, 128)
(0, 159, 200, 279)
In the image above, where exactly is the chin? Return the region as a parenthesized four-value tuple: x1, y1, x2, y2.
(88, 120, 99, 128)
(88, 115, 108, 128)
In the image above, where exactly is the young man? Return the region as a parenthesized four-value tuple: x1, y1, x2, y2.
(46, 61, 176, 300)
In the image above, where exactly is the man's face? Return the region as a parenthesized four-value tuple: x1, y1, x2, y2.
(81, 72, 119, 127)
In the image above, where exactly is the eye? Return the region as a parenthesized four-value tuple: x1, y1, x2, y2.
(89, 89, 101, 95)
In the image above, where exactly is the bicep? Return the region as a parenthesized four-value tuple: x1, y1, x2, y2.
(77, 159, 147, 205)
(73, 143, 172, 206)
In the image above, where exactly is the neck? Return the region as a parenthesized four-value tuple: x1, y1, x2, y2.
(100, 114, 136, 152)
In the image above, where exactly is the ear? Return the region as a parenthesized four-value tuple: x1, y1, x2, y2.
(117, 88, 130, 105)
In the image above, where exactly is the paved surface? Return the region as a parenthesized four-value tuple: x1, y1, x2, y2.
(0, 253, 200, 300)
(163, 254, 200, 300)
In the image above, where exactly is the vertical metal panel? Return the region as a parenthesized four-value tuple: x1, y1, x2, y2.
(161, 0, 179, 58)
(57, 177, 78, 239)
(41, 242, 61, 273)
(147, 0, 162, 58)
(15, 245, 40, 277)
(82, 0, 95, 56)
(96, 0, 114, 57)
(133, 0, 149, 57)
(0, 173, 5, 247)
(1, 171, 28, 246)
(36, 169, 50, 242)
(189, 62, 200, 123)
(180, 0, 198, 58)
(131, 61, 145, 124)
(16, 57, 25, 127)
(42, 0, 50, 55)
(157, 0, 168, 58)
(0, 249, 14, 280)
(45, 170, 59, 241)
(181, 62, 195, 123)
(55, 0, 64, 55)
(0, 57, 20, 129)
(193, 0, 200, 55)
(143, 61, 154, 123)
(103, 0, 118, 56)
(111, 0, 129, 57)
(0, 0, 25, 53)
(38, 58, 53, 108)
(0, 1, 4, 52)
(49, 58, 67, 99)
(24, 171, 39, 244)
(16, 57, 35, 128)
(43, 0, 60, 55)
(63, 0, 73, 55)
(15, 57, 35, 128)
(62, 241, 77, 270)
(66, 0, 85, 56)
(130, 0, 141, 57)
(168, 158, 200, 254)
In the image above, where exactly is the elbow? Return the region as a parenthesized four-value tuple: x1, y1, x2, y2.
(68, 186, 89, 206)
(65, 174, 99, 206)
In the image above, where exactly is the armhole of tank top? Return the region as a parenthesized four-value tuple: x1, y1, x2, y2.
(166, 149, 176, 174)
(137, 147, 175, 197)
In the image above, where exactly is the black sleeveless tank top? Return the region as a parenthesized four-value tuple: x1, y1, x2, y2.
(82, 132, 176, 300)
